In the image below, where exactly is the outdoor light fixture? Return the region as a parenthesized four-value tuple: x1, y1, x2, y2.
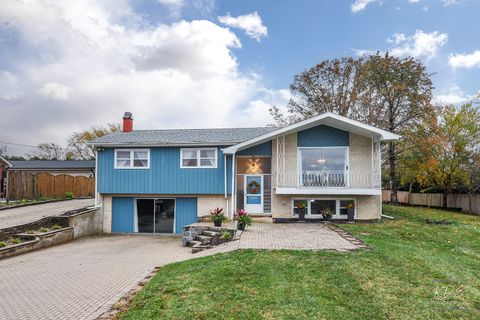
(317, 159, 326, 163)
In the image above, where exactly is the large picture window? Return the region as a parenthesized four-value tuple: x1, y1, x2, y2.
(115, 149, 150, 169)
(299, 147, 348, 187)
(180, 148, 217, 168)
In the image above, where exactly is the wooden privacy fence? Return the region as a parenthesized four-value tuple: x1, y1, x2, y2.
(382, 190, 480, 215)
(7, 171, 94, 200)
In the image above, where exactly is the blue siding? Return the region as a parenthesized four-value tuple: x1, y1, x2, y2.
(237, 141, 272, 156)
(297, 125, 349, 147)
(175, 198, 198, 233)
(112, 197, 134, 233)
(98, 147, 232, 194)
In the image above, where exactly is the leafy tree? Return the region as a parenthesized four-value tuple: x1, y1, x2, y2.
(270, 57, 364, 126)
(67, 124, 120, 160)
(31, 143, 65, 160)
(358, 53, 434, 203)
(404, 103, 480, 208)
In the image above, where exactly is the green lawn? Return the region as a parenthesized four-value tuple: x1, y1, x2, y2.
(119, 205, 480, 320)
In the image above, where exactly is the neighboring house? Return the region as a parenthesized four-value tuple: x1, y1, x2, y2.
(92, 112, 400, 234)
(6, 160, 95, 177)
(0, 156, 11, 198)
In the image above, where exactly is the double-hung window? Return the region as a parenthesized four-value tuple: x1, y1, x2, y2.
(180, 148, 217, 168)
(115, 149, 150, 169)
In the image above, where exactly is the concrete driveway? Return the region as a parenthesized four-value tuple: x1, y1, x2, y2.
(0, 198, 94, 229)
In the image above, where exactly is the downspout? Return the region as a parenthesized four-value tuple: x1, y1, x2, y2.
(231, 153, 236, 218)
(94, 148, 100, 207)
(224, 153, 228, 213)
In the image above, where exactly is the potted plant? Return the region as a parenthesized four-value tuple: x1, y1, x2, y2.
(295, 201, 307, 221)
(346, 202, 355, 221)
(320, 208, 333, 221)
(234, 209, 252, 230)
(210, 207, 226, 227)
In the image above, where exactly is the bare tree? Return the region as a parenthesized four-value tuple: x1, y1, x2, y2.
(67, 124, 120, 160)
(31, 143, 65, 160)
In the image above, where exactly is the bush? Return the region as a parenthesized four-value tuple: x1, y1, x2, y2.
(9, 237, 22, 245)
(65, 192, 74, 199)
(51, 224, 62, 230)
(0, 241, 7, 248)
(220, 231, 232, 240)
(39, 227, 49, 233)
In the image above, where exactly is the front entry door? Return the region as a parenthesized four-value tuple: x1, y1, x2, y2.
(244, 175, 263, 213)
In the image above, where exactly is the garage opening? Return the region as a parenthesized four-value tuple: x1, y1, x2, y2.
(136, 199, 175, 233)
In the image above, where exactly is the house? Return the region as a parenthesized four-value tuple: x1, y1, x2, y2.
(5, 160, 95, 177)
(92, 112, 400, 234)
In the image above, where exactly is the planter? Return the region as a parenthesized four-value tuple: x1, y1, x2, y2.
(213, 220, 222, 227)
(347, 208, 355, 221)
(297, 208, 307, 221)
(322, 215, 332, 222)
(237, 221, 245, 231)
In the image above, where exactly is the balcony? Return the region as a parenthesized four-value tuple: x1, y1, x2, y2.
(275, 170, 381, 195)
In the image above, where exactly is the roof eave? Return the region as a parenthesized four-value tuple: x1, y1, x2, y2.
(89, 142, 239, 148)
(222, 112, 401, 154)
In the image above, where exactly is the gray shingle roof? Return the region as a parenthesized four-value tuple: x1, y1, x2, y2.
(91, 127, 278, 146)
(9, 160, 95, 170)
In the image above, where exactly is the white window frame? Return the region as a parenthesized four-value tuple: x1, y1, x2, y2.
(114, 149, 150, 169)
(291, 198, 356, 219)
(297, 146, 350, 188)
(180, 148, 218, 169)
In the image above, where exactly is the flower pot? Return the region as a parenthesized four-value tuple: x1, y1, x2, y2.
(297, 208, 307, 221)
(237, 221, 245, 230)
(214, 220, 222, 227)
(347, 208, 355, 221)
(322, 215, 331, 221)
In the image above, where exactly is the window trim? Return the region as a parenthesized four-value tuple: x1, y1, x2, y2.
(291, 197, 357, 219)
(180, 148, 218, 169)
(297, 146, 350, 188)
(114, 149, 150, 169)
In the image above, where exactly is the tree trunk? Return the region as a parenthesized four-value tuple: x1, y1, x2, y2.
(389, 141, 398, 204)
(442, 190, 448, 209)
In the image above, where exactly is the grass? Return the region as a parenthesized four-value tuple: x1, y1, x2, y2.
(119, 205, 480, 320)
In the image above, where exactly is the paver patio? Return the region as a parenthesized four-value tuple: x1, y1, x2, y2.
(0, 221, 363, 320)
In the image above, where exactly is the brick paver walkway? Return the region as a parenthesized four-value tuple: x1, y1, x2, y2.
(0, 198, 94, 229)
(0, 221, 362, 319)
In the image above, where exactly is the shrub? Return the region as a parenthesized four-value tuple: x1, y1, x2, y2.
(39, 227, 49, 233)
(220, 231, 232, 240)
(51, 224, 62, 230)
(9, 237, 22, 245)
(0, 241, 7, 248)
(65, 192, 74, 199)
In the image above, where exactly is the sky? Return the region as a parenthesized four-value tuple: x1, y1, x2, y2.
(1, 0, 479, 156)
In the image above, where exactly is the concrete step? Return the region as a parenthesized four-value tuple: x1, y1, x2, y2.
(195, 235, 213, 244)
(203, 231, 220, 237)
(191, 241, 211, 253)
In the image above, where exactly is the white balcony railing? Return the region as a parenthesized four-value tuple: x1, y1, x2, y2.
(276, 171, 380, 189)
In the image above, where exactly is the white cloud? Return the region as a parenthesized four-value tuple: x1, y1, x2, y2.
(434, 85, 469, 105)
(448, 50, 480, 69)
(0, 0, 280, 155)
(408, 0, 420, 3)
(352, 48, 378, 56)
(443, 0, 459, 6)
(389, 30, 448, 60)
(218, 12, 267, 42)
(351, 0, 380, 13)
(39, 82, 74, 101)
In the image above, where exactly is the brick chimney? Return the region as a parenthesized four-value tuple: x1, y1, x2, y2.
(122, 112, 133, 132)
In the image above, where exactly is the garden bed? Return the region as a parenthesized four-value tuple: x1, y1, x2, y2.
(0, 197, 92, 211)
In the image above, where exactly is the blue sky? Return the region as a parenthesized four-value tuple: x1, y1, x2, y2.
(0, 0, 479, 156)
